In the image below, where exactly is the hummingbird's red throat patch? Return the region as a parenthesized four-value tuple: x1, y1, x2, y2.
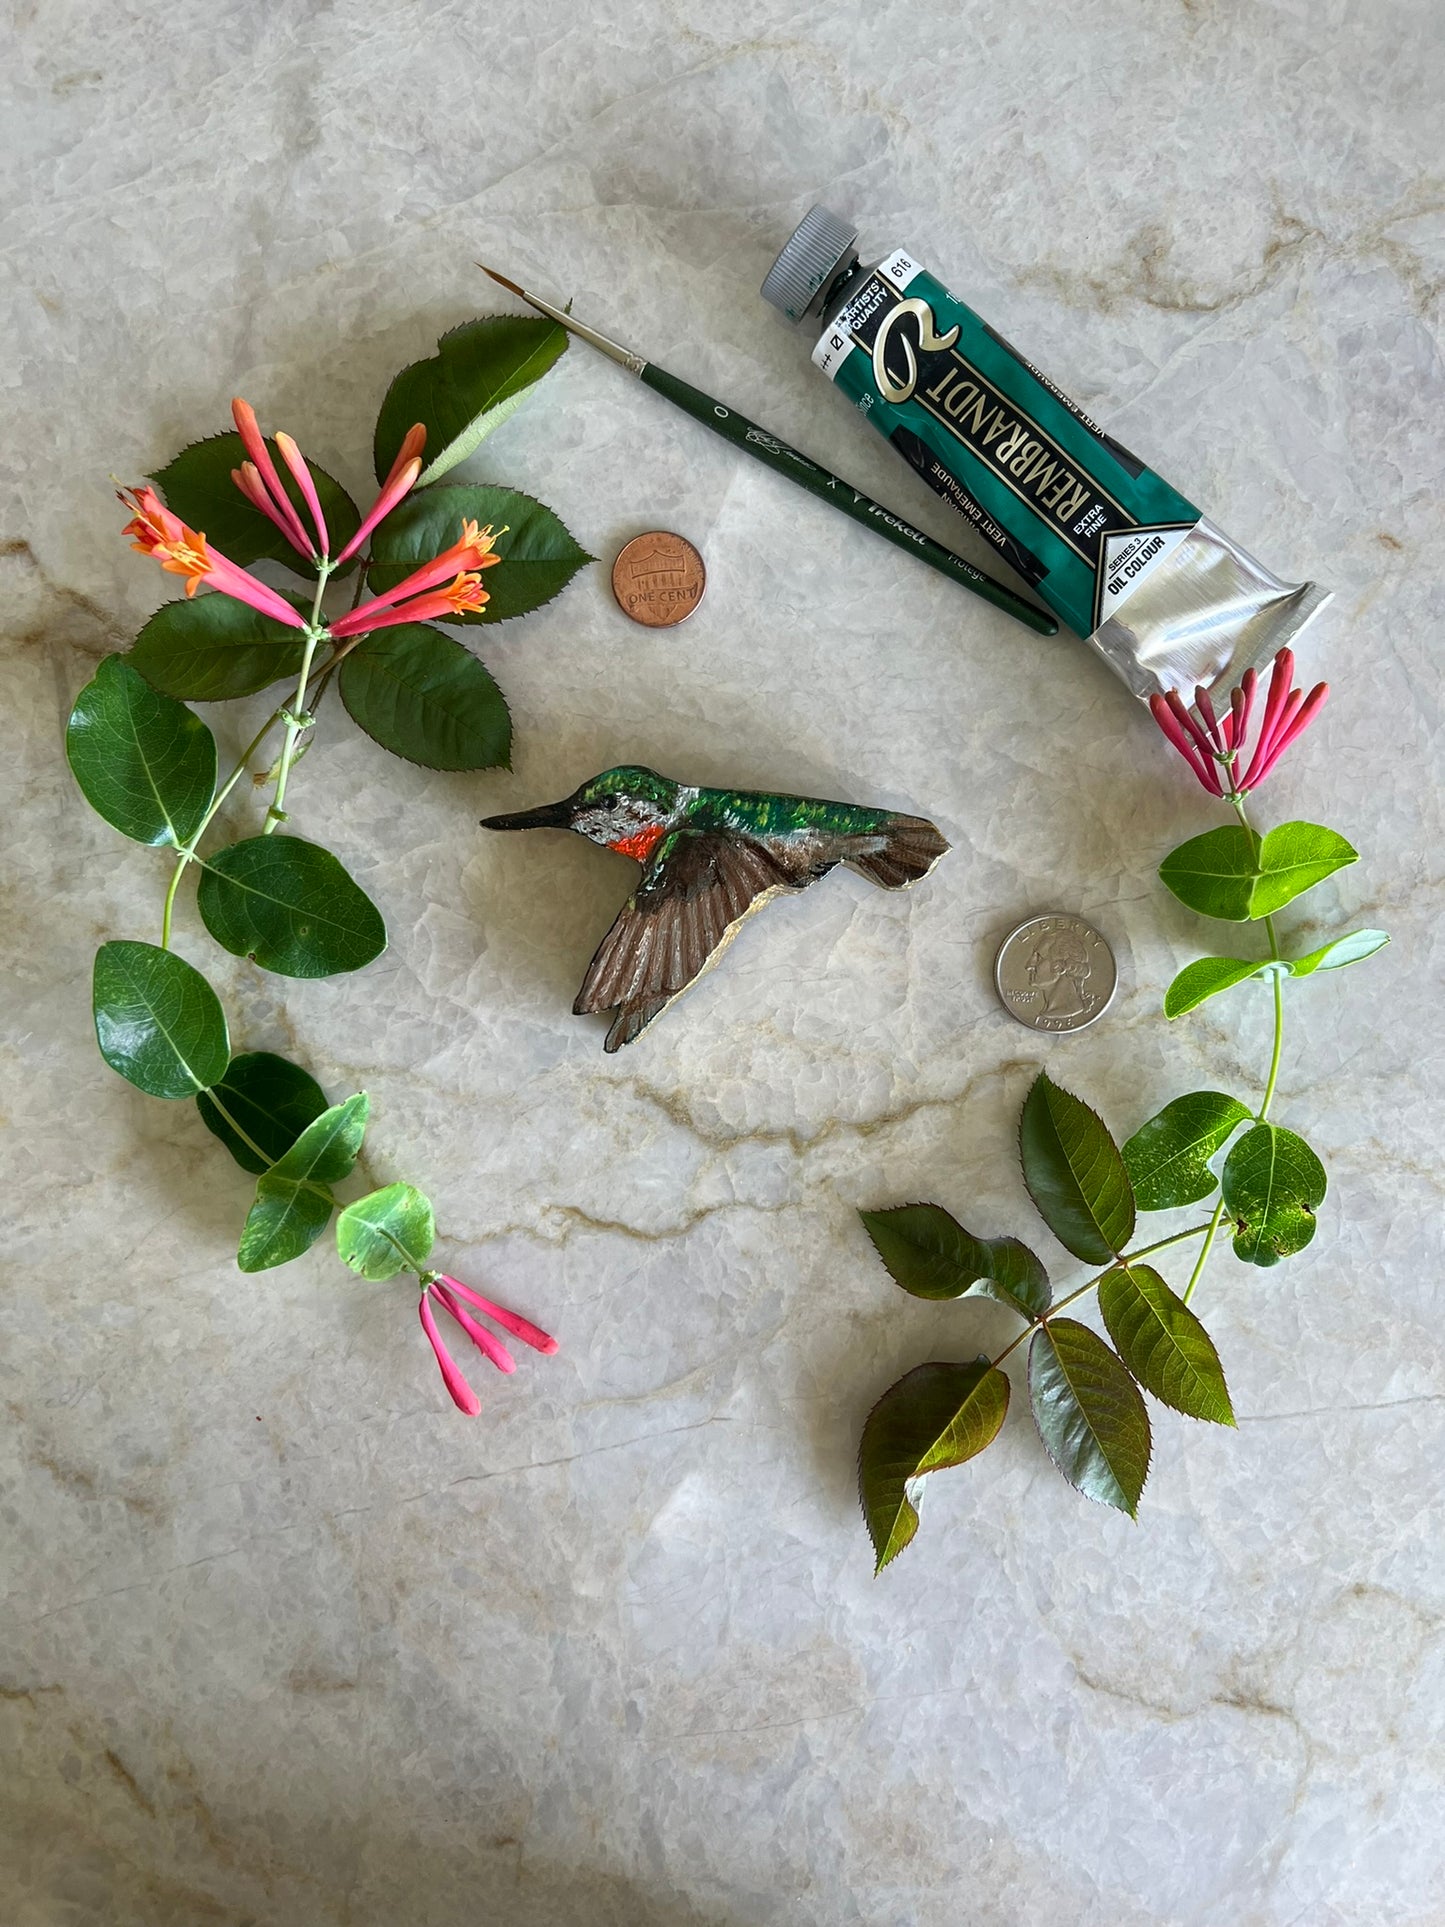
(610, 822, 666, 863)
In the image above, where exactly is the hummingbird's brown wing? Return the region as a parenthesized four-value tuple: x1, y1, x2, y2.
(575, 831, 796, 1051)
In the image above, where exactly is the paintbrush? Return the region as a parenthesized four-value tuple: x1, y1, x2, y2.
(478, 264, 1058, 637)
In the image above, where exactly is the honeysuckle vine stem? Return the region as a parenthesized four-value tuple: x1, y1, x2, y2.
(302, 558, 372, 716)
(990, 1220, 1215, 1366)
(1179, 794, 1287, 1307)
(265, 559, 334, 833)
(161, 706, 290, 949)
(1229, 791, 1287, 1126)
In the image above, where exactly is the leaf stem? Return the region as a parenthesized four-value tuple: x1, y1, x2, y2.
(1182, 1196, 1228, 1305)
(161, 706, 289, 948)
(990, 1221, 1214, 1366)
(264, 560, 334, 834)
(202, 1089, 274, 1168)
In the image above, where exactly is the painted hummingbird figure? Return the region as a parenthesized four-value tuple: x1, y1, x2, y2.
(482, 767, 949, 1052)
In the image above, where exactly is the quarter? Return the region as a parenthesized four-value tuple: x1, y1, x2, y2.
(993, 913, 1116, 1033)
(611, 531, 706, 628)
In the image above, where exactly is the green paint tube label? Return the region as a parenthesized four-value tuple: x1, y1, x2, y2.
(812, 248, 1201, 639)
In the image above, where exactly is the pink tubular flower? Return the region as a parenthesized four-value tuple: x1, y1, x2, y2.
(333, 423, 428, 565)
(329, 520, 503, 639)
(1149, 648, 1327, 798)
(417, 1273, 557, 1416)
(275, 432, 329, 557)
(119, 486, 307, 629)
(231, 398, 317, 558)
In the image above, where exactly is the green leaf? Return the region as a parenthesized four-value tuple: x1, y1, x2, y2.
(92, 940, 230, 1098)
(1288, 928, 1389, 978)
(858, 1360, 1010, 1573)
(1158, 825, 1257, 921)
(1028, 1319, 1151, 1515)
(1122, 1091, 1253, 1210)
(197, 836, 386, 978)
(367, 484, 592, 625)
(858, 1203, 1050, 1318)
(236, 1092, 369, 1273)
(1165, 930, 1387, 1016)
(338, 623, 511, 771)
(1098, 1264, 1235, 1425)
(66, 656, 215, 847)
(1248, 822, 1358, 918)
(1221, 1123, 1327, 1267)
(269, 1091, 368, 1183)
(1019, 1071, 1135, 1264)
(196, 1050, 329, 1175)
(129, 590, 309, 701)
(335, 1182, 436, 1281)
(1164, 955, 1274, 1018)
(153, 433, 360, 574)
(373, 315, 568, 485)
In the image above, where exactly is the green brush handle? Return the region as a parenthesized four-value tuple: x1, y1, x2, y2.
(639, 363, 1058, 637)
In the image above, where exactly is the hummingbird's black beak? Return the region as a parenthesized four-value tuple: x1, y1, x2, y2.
(480, 799, 574, 832)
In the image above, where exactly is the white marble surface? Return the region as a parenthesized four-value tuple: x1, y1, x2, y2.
(3, 2, 1443, 1921)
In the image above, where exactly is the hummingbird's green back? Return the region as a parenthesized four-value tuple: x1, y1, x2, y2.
(690, 785, 903, 841)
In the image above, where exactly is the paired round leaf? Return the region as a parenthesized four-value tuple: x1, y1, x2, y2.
(1221, 1124, 1327, 1267)
(1028, 1318, 1150, 1515)
(1288, 928, 1390, 978)
(1164, 955, 1275, 1019)
(129, 591, 309, 701)
(1158, 826, 1257, 921)
(367, 483, 592, 625)
(92, 940, 230, 1098)
(1019, 1071, 1135, 1264)
(197, 836, 386, 978)
(1122, 1091, 1252, 1211)
(335, 1183, 436, 1281)
(153, 433, 360, 574)
(858, 1203, 1049, 1319)
(1167, 927, 1388, 1017)
(338, 623, 511, 770)
(196, 1051, 329, 1175)
(1159, 821, 1358, 922)
(373, 315, 568, 485)
(67, 656, 216, 847)
(1098, 1264, 1235, 1425)
(858, 1360, 1010, 1573)
(236, 1092, 369, 1273)
(1249, 823, 1358, 918)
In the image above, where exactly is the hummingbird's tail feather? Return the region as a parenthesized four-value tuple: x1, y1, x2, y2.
(604, 998, 670, 1053)
(846, 814, 950, 890)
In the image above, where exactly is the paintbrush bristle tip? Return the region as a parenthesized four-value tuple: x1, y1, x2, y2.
(476, 262, 527, 298)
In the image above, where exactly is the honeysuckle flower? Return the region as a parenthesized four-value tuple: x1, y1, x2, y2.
(230, 398, 317, 559)
(1149, 648, 1327, 798)
(275, 432, 329, 557)
(417, 1271, 557, 1416)
(333, 423, 428, 565)
(328, 520, 502, 639)
(119, 486, 307, 629)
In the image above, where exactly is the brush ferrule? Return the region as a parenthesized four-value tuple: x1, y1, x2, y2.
(480, 268, 645, 373)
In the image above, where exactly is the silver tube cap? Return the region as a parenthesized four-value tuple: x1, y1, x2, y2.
(760, 206, 859, 324)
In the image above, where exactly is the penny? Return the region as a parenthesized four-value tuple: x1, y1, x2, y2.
(994, 913, 1116, 1033)
(611, 531, 706, 627)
